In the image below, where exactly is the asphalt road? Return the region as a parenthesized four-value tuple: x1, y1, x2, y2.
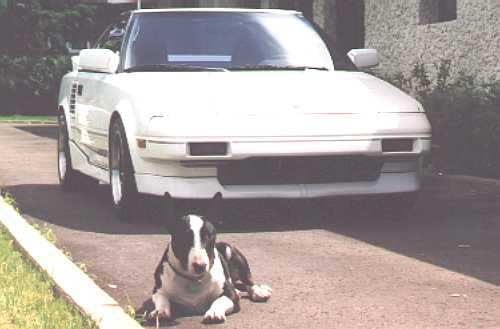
(1, 123, 500, 329)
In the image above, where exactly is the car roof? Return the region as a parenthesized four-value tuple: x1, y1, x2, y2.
(133, 8, 300, 15)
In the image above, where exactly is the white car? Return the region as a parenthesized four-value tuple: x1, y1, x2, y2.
(57, 9, 431, 220)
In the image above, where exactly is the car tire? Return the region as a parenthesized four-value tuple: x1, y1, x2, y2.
(58, 112, 96, 191)
(109, 118, 139, 221)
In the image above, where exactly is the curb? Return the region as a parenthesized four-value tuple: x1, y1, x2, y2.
(0, 197, 143, 329)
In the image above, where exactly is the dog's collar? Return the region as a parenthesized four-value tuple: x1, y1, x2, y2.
(166, 246, 206, 283)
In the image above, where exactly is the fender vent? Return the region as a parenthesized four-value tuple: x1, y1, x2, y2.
(69, 81, 78, 113)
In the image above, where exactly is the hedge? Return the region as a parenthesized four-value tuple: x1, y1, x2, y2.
(0, 55, 70, 115)
(380, 61, 500, 178)
(0, 1, 134, 115)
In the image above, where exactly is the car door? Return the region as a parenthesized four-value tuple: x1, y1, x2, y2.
(75, 19, 126, 169)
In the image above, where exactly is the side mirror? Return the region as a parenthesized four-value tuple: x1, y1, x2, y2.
(347, 49, 379, 69)
(78, 49, 119, 74)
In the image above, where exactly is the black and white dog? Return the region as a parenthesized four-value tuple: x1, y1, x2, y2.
(150, 214, 272, 323)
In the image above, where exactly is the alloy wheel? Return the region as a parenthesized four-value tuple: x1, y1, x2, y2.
(110, 131, 124, 205)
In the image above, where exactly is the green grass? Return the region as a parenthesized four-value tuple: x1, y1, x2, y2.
(0, 228, 96, 329)
(0, 115, 56, 122)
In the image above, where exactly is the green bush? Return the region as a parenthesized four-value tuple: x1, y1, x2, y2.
(0, 1, 93, 115)
(0, 55, 70, 115)
(0, 1, 100, 53)
(0, 0, 134, 116)
(380, 61, 500, 178)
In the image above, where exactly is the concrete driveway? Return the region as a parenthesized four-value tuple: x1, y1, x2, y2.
(0, 123, 499, 329)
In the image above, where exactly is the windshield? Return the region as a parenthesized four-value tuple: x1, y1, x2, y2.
(123, 12, 353, 72)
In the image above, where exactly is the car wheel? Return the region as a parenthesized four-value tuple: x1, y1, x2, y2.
(109, 118, 139, 221)
(58, 112, 95, 191)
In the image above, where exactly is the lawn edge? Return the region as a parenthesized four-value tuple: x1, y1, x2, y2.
(0, 121, 57, 125)
(0, 195, 142, 329)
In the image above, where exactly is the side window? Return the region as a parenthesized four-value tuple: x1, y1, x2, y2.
(94, 26, 113, 49)
(95, 13, 130, 52)
(101, 25, 125, 53)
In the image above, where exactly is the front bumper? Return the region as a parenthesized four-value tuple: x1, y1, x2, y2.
(135, 171, 421, 199)
(137, 137, 431, 161)
(133, 116, 430, 198)
(132, 136, 430, 199)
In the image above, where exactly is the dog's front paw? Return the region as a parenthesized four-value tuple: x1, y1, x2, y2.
(203, 306, 227, 323)
(149, 307, 172, 322)
(249, 284, 273, 302)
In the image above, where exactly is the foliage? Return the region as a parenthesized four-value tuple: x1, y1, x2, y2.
(381, 60, 500, 178)
(0, 190, 19, 212)
(0, 228, 96, 329)
(0, 1, 100, 54)
(0, 55, 70, 115)
(0, 0, 133, 115)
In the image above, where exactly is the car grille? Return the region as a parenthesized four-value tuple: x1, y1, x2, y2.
(217, 156, 383, 186)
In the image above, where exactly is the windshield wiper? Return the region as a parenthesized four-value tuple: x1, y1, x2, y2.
(124, 64, 228, 73)
(228, 65, 329, 71)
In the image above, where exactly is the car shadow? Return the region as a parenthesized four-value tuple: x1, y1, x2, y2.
(5, 183, 169, 235)
(14, 125, 58, 140)
(6, 175, 500, 290)
(4, 183, 330, 235)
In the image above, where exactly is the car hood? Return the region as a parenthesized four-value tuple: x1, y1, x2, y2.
(121, 70, 422, 118)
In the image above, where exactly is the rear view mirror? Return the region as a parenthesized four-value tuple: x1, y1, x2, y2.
(347, 49, 379, 69)
(78, 49, 119, 74)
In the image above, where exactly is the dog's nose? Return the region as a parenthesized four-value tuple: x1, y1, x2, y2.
(192, 262, 207, 274)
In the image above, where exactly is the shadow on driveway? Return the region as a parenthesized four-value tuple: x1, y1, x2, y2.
(15, 125, 58, 140)
(7, 183, 167, 235)
(6, 177, 500, 288)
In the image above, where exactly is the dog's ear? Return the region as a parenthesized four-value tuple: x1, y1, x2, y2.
(201, 220, 217, 253)
(208, 193, 222, 223)
(203, 219, 217, 237)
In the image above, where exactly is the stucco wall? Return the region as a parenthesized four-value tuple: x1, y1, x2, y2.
(263, 0, 339, 41)
(313, 0, 337, 37)
(364, 0, 500, 83)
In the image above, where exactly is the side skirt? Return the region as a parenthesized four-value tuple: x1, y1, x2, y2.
(69, 141, 110, 183)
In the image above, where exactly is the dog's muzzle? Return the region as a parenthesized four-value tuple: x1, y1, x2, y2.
(192, 262, 207, 274)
